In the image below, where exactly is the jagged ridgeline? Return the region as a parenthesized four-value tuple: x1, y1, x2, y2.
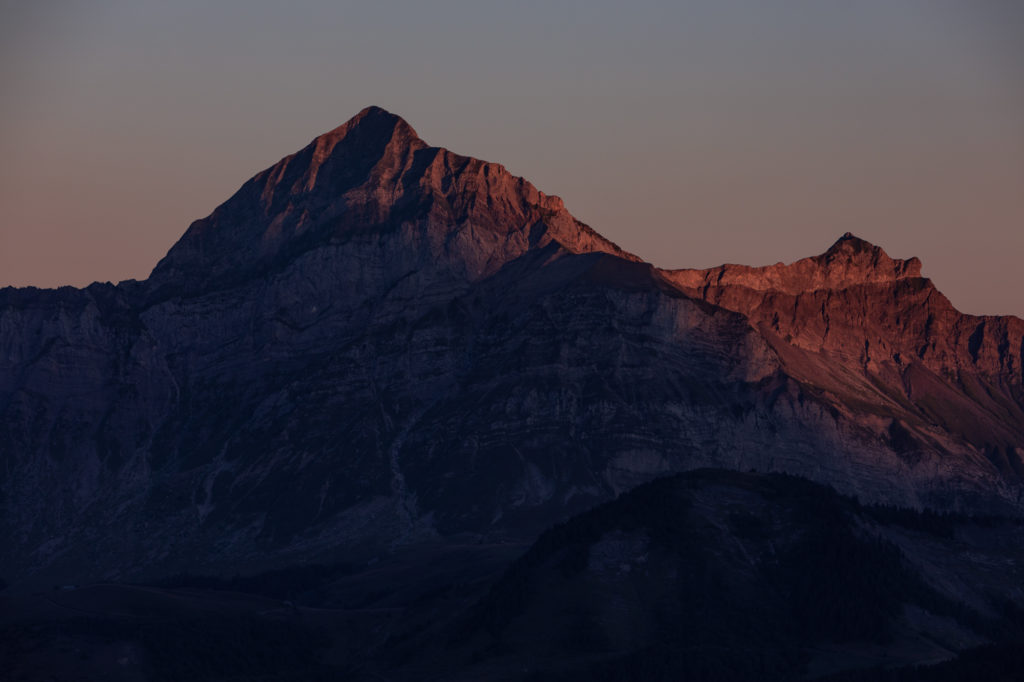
(1, 106, 1023, 586)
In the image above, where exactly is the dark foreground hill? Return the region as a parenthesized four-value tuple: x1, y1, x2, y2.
(3, 470, 1024, 681)
(1, 107, 1022, 587)
(434, 470, 1024, 681)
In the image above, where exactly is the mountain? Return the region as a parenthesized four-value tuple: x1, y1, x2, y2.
(1, 106, 1023, 586)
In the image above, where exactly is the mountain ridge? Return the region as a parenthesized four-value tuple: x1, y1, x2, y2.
(662, 232, 925, 295)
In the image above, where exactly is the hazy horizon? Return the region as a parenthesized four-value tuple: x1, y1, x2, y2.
(2, 1, 1022, 316)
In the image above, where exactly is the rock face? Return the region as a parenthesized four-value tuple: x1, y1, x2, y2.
(1, 107, 1022, 583)
(662, 234, 1024, 480)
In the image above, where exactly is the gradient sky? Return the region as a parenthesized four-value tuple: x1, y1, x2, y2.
(2, 1, 1022, 316)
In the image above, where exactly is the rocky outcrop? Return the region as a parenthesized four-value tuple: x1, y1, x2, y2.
(662, 234, 1024, 475)
(1, 108, 1022, 585)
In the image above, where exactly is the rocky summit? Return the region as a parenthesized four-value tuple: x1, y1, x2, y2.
(1, 106, 1023, 586)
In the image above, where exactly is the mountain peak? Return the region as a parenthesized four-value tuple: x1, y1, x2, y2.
(823, 232, 892, 261)
(147, 107, 635, 296)
(829, 231, 874, 252)
(662, 233, 923, 296)
(297, 106, 426, 195)
(315, 106, 421, 151)
(815, 232, 922, 282)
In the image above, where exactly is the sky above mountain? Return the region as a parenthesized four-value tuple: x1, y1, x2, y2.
(1, 0, 1022, 317)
